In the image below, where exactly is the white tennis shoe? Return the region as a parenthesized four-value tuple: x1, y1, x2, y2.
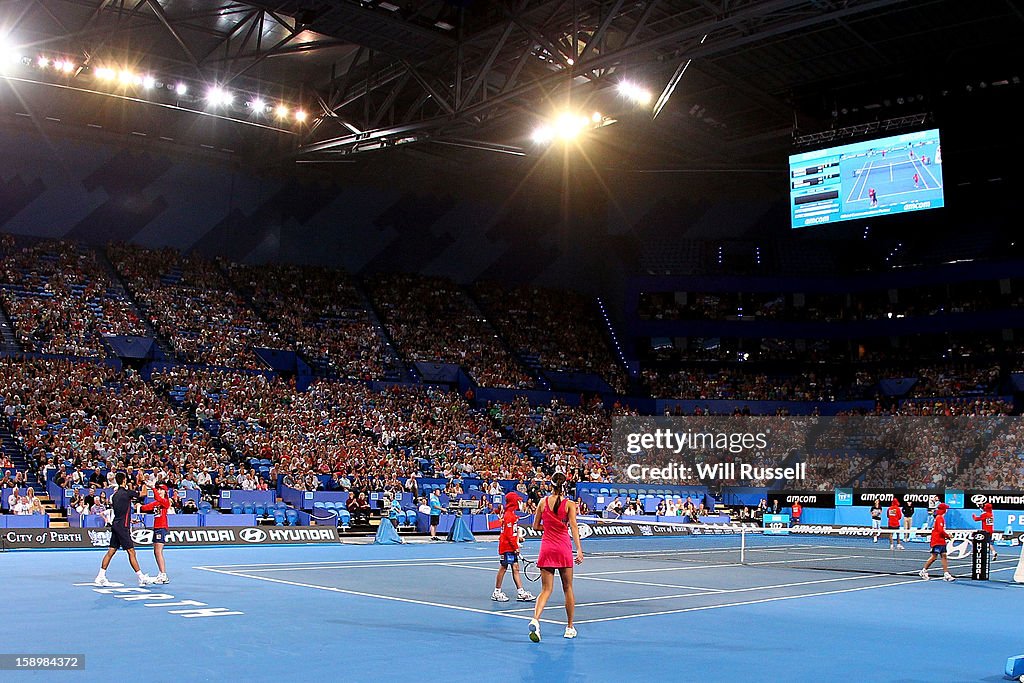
(563, 627, 577, 639)
(491, 590, 509, 602)
(918, 569, 930, 580)
(517, 589, 535, 602)
(942, 573, 956, 582)
(94, 575, 113, 587)
(529, 619, 541, 642)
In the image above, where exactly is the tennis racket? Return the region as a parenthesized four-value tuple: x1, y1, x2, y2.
(520, 553, 540, 582)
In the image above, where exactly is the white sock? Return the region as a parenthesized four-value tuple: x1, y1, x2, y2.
(97, 569, 106, 577)
(136, 570, 145, 579)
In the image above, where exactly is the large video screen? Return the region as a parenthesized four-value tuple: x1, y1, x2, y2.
(789, 129, 944, 228)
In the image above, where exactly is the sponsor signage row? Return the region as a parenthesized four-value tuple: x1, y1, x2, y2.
(1, 526, 340, 550)
(771, 489, 1024, 511)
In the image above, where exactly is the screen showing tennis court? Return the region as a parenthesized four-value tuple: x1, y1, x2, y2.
(789, 129, 944, 228)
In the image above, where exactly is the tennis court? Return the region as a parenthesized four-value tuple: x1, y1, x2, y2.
(3, 529, 1020, 682)
(844, 147, 944, 207)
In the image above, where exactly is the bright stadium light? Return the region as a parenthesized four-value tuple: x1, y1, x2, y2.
(95, 67, 116, 81)
(0, 36, 20, 70)
(274, 104, 290, 119)
(248, 98, 266, 114)
(294, 109, 308, 123)
(37, 55, 49, 69)
(206, 86, 233, 106)
(554, 112, 587, 140)
(617, 80, 652, 106)
(118, 69, 139, 86)
(532, 125, 553, 144)
(174, 82, 188, 96)
(141, 74, 155, 89)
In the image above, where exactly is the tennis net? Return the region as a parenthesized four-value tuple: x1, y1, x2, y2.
(573, 522, 1014, 577)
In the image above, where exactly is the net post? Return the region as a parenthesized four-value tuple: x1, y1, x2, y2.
(740, 527, 746, 564)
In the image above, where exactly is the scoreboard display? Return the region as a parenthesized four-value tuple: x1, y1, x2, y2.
(789, 129, 945, 228)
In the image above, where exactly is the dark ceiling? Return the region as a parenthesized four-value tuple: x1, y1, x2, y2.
(1, 0, 1021, 171)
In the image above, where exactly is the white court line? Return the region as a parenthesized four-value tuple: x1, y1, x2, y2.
(909, 155, 929, 189)
(196, 555, 494, 569)
(919, 157, 942, 187)
(573, 578, 922, 625)
(503, 573, 895, 612)
(846, 185, 937, 204)
(856, 159, 875, 200)
(438, 562, 731, 592)
(845, 159, 872, 203)
(232, 560, 497, 572)
(194, 565, 564, 625)
(583, 554, 863, 576)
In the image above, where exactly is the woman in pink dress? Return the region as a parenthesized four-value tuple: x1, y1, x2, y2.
(529, 472, 583, 642)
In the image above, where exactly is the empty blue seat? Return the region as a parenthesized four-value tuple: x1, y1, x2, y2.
(273, 511, 286, 526)
(231, 503, 242, 515)
(242, 502, 256, 515)
(254, 504, 267, 517)
(285, 510, 298, 524)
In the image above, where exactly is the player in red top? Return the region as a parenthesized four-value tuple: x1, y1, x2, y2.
(972, 502, 998, 561)
(887, 498, 904, 549)
(790, 501, 802, 526)
(492, 492, 535, 603)
(919, 503, 955, 581)
(139, 484, 175, 584)
(869, 188, 878, 207)
(913, 172, 920, 189)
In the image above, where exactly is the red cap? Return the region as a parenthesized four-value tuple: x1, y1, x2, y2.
(984, 503, 993, 512)
(937, 503, 949, 512)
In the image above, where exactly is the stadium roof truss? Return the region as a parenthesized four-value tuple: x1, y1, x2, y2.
(4, 0, 1021, 164)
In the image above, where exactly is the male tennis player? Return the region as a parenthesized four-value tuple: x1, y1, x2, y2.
(95, 472, 155, 588)
(870, 498, 883, 542)
(901, 497, 914, 544)
(972, 502, 997, 561)
(492, 492, 535, 603)
(887, 497, 904, 549)
(919, 503, 955, 582)
(139, 484, 174, 584)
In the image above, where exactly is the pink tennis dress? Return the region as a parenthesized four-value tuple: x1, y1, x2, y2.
(537, 496, 574, 569)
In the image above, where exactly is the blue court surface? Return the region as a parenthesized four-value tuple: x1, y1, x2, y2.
(843, 145, 944, 208)
(2, 536, 1020, 683)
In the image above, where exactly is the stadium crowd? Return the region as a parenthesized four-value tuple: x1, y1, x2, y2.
(0, 239, 149, 356)
(226, 262, 395, 380)
(368, 273, 535, 388)
(473, 284, 630, 393)
(108, 244, 282, 368)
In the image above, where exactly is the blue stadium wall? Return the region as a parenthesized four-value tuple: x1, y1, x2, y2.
(0, 124, 777, 296)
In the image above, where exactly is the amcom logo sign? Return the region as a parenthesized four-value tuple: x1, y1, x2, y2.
(240, 528, 268, 543)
